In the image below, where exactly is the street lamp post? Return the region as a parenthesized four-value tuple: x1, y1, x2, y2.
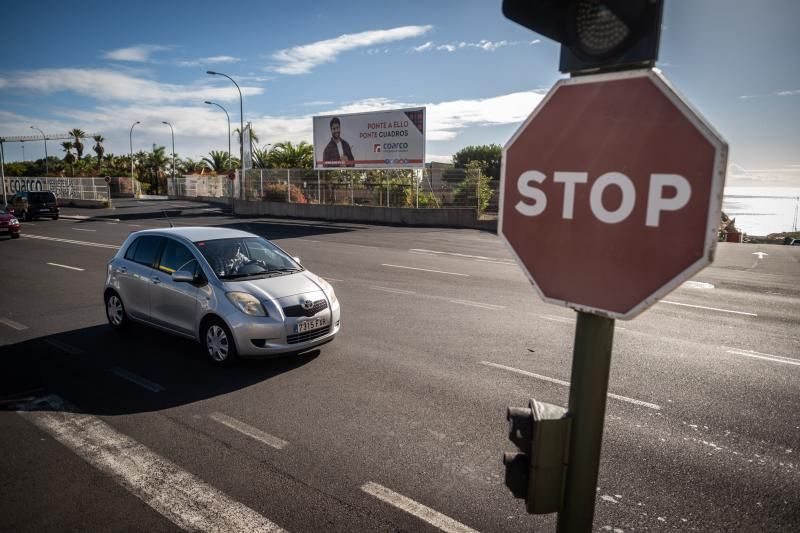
(130, 121, 141, 197)
(206, 71, 243, 198)
(30, 126, 48, 175)
(204, 101, 232, 172)
(162, 121, 175, 194)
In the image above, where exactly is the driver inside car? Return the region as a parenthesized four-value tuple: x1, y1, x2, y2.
(214, 241, 249, 277)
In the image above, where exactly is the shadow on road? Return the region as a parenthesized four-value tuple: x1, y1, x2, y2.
(0, 323, 320, 416)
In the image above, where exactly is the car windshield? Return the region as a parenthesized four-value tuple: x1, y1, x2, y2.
(194, 236, 302, 280)
(30, 192, 56, 203)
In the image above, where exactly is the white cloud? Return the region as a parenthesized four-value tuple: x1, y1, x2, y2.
(103, 44, 170, 62)
(177, 55, 241, 68)
(271, 25, 433, 75)
(776, 89, 800, 97)
(0, 90, 545, 161)
(0, 68, 263, 104)
(415, 39, 535, 53)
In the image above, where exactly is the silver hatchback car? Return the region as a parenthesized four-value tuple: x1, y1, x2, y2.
(104, 227, 340, 365)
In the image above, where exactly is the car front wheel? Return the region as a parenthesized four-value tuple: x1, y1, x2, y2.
(105, 290, 129, 330)
(202, 318, 238, 366)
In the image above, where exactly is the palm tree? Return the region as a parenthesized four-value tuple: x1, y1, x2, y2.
(69, 128, 86, 160)
(269, 141, 314, 169)
(202, 150, 231, 173)
(61, 142, 76, 176)
(252, 147, 272, 169)
(233, 126, 259, 148)
(92, 135, 105, 166)
(179, 157, 205, 174)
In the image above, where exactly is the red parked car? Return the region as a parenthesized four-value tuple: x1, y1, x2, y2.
(0, 206, 21, 239)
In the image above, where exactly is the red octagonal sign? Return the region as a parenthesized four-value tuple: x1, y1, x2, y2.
(500, 70, 727, 320)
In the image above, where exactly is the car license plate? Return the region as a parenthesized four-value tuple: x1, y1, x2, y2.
(294, 317, 328, 333)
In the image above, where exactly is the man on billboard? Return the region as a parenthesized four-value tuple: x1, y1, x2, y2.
(322, 117, 355, 167)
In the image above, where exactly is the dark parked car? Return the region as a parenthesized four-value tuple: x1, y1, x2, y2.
(0, 207, 21, 239)
(10, 191, 60, 221)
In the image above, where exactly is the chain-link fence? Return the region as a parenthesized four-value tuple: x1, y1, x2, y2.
(167, 174, 233, 198)
(3, 176, 113, 202)
(238, 167, 495, 212)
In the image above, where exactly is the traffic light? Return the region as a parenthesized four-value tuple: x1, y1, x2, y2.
(502, 0, 664, 75)
(504, 399, 571, 514)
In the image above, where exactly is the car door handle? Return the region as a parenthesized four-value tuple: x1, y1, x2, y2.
(151, 276, 161, 285)
(115, 266, 127, 274)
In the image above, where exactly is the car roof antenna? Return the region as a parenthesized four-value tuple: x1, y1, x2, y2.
(162, 209, 174, 228)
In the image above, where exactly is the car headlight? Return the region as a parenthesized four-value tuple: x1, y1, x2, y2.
(226, 292, 267, 316)
(9, 218, 18, 225)
(316, 276, 338, 305)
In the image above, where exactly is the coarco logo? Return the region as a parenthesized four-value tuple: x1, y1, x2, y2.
(382, 143, 408, 150)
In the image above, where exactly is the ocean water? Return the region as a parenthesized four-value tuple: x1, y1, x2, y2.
(722, 187, 800, 236)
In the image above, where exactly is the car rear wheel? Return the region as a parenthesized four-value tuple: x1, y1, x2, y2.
(202, 319, 238, 366)
(105, 291, 129, 330)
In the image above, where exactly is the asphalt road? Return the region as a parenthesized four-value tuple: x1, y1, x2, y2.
(1, 199, 798, 532)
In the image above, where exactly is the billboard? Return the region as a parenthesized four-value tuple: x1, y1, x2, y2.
(313, 107, 425, 169)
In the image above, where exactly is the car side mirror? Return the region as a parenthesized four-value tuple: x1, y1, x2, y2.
(171, 270, 195, 283)
(293, 256, 301, 265)
(7, 207, 14, 215)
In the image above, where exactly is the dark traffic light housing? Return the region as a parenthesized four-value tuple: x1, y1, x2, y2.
(503, 0, 664, 75)
(504, 399, 571, 514)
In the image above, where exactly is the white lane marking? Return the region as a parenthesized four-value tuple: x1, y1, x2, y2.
(322, 277, 343, 282)
(660, 300, 757, 317)
(726, 349, 800, 367)
(370, 286, 416, 295)
(71, 227, 97, 232)
(449, 299, 505, 310)
(481, 362, 661, 411)
(540, 314, 574, 325)
(474, 259, 517, 265)
(128, 224, 142, 227)
(681, 281, 715, 289)
(382, 264, 469, 277)
(106, 221, 118, 225)
(43, 339, 84, 355)
(47, 262, 85, 272)
(209, 412, 289, 450)
(110, 367, 166, 392)
(18, 395, 286, 533)
(409, 248, 513, 264)
(23, 234, 120, 249)
(0, 317, 28, 330)
(752, 251, 768, 259)
(361, 482, 478, 533)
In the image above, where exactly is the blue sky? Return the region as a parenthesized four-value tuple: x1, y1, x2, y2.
(1, 0, 798, 187)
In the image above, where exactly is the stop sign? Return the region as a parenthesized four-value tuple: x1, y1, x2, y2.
(500, 70, 727, 319)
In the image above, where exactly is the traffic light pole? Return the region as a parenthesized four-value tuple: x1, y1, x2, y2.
(558, 311, 615, 532)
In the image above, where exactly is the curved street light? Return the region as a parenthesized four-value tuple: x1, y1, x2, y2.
(130, 121, 141, 196)
(204, 101, 232, 172)
(206, 71, 243, 196)
(162, 121, 175, 186)
(30, 126, 48, 175)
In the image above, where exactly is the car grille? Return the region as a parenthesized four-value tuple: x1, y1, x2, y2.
(283, 299, 328, 318)
(287, 325, 331, 345)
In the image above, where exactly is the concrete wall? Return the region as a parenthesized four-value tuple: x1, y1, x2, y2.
(232, 199, 497, 231)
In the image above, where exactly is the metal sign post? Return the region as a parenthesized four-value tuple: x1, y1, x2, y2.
(558, 312, 615, 532)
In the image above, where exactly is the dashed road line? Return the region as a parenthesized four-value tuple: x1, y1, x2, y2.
(23, 234, 120, 250)
(110, 367, 165, 392)
(370, 286, 416, 295)
(71, 227, 97, 232)
(726, 349, 800, 367)
(449, 299, 505, 310)
(540, 314, 574, 325)
(361, 482, 478, 533)
(47, 262, 85, 271)
(43, 339, 84, 355)
(17, 395, 286, 533)
(409, 248, 513, 264)
(209, 412, 289, 450)
(382, 264, 469, 277)
(660, 300, 757, 317)
(0, 317, 28, 330)
(481, 361, 662, 410)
